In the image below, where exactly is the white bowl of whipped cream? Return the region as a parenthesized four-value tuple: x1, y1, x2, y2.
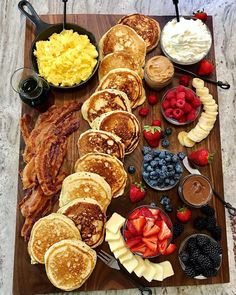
(160, 17, 212, 65)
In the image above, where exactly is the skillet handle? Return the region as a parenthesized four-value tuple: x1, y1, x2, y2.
(18, 0, 50, 35)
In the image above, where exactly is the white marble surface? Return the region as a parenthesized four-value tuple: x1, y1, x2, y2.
(0, 0, 236, 294)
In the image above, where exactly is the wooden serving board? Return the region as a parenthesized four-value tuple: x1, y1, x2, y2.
(13, 14, 230, 295)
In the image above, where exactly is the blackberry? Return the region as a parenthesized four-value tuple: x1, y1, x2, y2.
(191, 248, 201, 262)
(193, 263, 203, 275)
(200, 205, 215, 216)
(196, 235, 210, 247)
(205, 216, 216, 231)
(197, 254, 213, 269)
(210, 254, 221, 268)
(187, 237, 197, 251)
(193, 217, 207, 230)
(184, 266, 197, 278)
(209, 226, 222, 241)
(172, 222, 184, 240)
(203, 243, 221, 258)
(179, 251, 189, 264)
(164, 127, 173, 136)
(202, 268, 218, 278)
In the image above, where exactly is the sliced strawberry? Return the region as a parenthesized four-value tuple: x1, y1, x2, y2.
(142, 236, 158, 252)
(158, 220, 172, 241)
(159, 212, 172, 229)
(158, 239, 168, 254)
(143, 246, 159, 258)
(130, 242, 146, 254)
(149, 208, 160, 217)
(123, 229, 134, 240)
(126, 220, 138, 235)
(163, 243, 177, 255)
(126, 236, 142, 248)
(128, 209, 140, 220)
(143, 224, 160, 237)
(138, 207, 154, 218)
(132, 216, 146, 234)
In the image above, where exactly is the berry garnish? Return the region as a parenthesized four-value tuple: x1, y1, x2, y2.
(172, 222, 184, 240)
(193, 9, 208, 22)
(161, 138, 170, 148)
(148, 93, 158, 105)
(129, 182, 146, 203)
(138, 107, 149, 117)
(179, 75, 190, 86)
(152, 119, 162, 127)
(197, 59, 214, 76)
(164, 127, 172, 136)
(188, 148, 213, 166)
(177, 207, 191, 223)
(127, 165, 136, 174)
(143, 125, 162, 148)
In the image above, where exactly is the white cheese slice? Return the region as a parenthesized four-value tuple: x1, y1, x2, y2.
(122, 255, 138, 273)
(105, 229, 121, 242)
(105, 213, 125, 234)
(113, 246, 128, 259)
(142, 260, 156, 282)
(152, 263, 164, 281)
(134, 255, 147, 278)
(119, 251, 133, 264)
(108, 235, 125, 252)
(159, 261, 174, 279)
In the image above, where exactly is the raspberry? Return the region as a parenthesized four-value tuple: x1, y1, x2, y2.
(170, 98, 177, 108)
(148, 93, 158, 105)
(176, 85, 186, 93)
(178, 115, 187, 123)
(192, 97, 202, 108)
(162, 99, 170, 109)
(187, 110, 196, 121)
(166, 90, 176, 100)
(173, 109, 184, 120)
(185, 89, 195, 101)
(176, 99, 186, 109)
(165, 108, 174, 118)
(138, 107, 149, 117)
(179, 75, 190, 87)
(183, 102, 193, 113)
(176, 92, 186, 100)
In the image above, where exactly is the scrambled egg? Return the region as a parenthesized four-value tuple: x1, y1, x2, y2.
(34, 30, 98, 87)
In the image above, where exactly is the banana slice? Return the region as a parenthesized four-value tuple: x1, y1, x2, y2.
(178, 131, 188, 146)
(199, 94, 214, 103)
(198, 116, 216, 125)
(192, 78, 204, 89)
(196, 87, 209, 97)
(183, 135, 196, 147)
(205, 111, 218, 117)
(201, 112, 217, 120)
(204, 105, 218, 112)
(198, 121, 214, 132)
(192, 126, 209, 142)
(203, 100, 217, 106)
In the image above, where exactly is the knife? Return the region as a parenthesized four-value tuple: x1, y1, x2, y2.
(183, 157, 236, 216)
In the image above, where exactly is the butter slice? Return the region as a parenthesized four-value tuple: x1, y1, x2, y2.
(113, 247, 128, 259)
(105, 229, 121, 242)
(159, 261, 174, 279)
(152, 263, 164, 281)
(123, 255, 138, 273)
(105, 213, 125, 234)
(119, 251, 133, 264)
(142, 260, 156, 282)
(134, 255, 146, 278)
(108, 235, 125, 252)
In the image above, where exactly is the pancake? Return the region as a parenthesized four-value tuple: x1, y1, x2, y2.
(98, 52, 144, 80)
(91, 111, 140, 155)
(28, 213, 81, 264)
(118, 14, 161, 52)
(45, 239, 96, 291)
(58, 198, 106, 248)
(74, 152, 127, 198)
(81, 89, 131, 126)
(97, 68, 146, 108)
(78, 130, 125, 160)
(99, 24, 146, 66)
(59, 172, 112, 211)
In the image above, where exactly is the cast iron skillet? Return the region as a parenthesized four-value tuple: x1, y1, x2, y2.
(18, 0, 99, 90)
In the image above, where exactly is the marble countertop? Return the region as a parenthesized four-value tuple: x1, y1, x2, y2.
(0, 0, 236, 294)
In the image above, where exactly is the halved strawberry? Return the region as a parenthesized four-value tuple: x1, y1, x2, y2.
(158, 220, 172, 241)
(163, 243, 177, 255)
(158, 239, 168, 254)
(143, 224, 160, 237)
(130, 242, 146, 254)
(128, 209, 140, 220)
(126, 220, 138, 235)
(132, 216, 146, 234)
(159, 212, 172, 229)
(125, 236, 142, 248)
(139, 207, 154, 218)
(123, 229, 134, 240)
(149, 208, 160, 219)
(143, 246, 159, 258)
(142, 236, 158, 252)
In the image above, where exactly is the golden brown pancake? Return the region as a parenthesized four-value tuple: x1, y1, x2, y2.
(118, 14, 161, 52)
(81, 89, 131, 126)
(92, 111, 140, 154)
(98, 52, 143, 80)
(74, 152, 127, 198)
(78, 130, 125, 160)
(97, 68, 146, 108)
(99, 24, 146, 66)
(58, 198, 106, 248)
(59, 172, 112, 211)
(45, 239, 96, 291)
(28, 213, 81, 264)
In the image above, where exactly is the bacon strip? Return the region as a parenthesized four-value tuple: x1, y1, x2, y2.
(21, 157, 37, 189)
(19, 114, 33, 145)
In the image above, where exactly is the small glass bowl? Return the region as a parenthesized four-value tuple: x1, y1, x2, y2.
(161, 86, 201, 126)
(178, 174, 213, 208)
(179, 233, 222, 279)
(160, 17, 212, 65)
(122, 204, 173, 258)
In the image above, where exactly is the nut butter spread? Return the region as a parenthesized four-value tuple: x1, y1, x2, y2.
(183, 175, 211, 206)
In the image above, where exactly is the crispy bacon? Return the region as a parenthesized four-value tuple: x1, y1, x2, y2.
(21, 157, 37, 189)
(19, 114, 33, 145)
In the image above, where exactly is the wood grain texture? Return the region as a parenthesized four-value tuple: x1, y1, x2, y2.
(12, 14, 230, 295)
(1, 1, 236, 295)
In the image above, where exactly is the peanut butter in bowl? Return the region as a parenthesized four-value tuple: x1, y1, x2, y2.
(144, 55, 174, 90)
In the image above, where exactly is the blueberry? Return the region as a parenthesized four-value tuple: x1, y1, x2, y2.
(170, 179, 176, 186)
(174, 173, 181, 180)
(161, 165, 168, 172)
(175, 164, 183, 173)
(157, 178, 164, 185)
(169, 170, 175, 177)
(146, 165, 153, 172)
(159, 151, 166, 159)
(167, 164, 174, 171)
(165, 155, 172, 162)
(172, 154, 178, 162)
(153, 150, 161, 156)
(159, 171, 166, 179)
(158, 159, 166, 166)
(161, 138, 170, 148)
(128, 165, 136, 174)
(150, 160, 158, 168)
(149, 180, 158, 187)
(177, 152, 186, 160)
(150, 171, 157, 179)
(144, 153, 153, 162)
(165, 204, 173, 213)
(143, 163, 149, 170)
(164, 127, 173, 136)
(160, 195, 170, 206)
(143, 146, 152, 155)
(142, 171, 149, 179)
(165, 178, 170, 185)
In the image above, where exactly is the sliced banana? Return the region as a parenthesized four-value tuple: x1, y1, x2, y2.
(192, 78, 204, 89)
(198, 121, 214, 132)
(198, 116, 216, 125)
(199, 95, 214, 104)
(178, 131, 188, 146)
(201, 112, 217, 120)
(183, 135, 196, 147)
(196, 87, 209, 97)
(204, 105, 218, 112)
(205, 111, 218, 117)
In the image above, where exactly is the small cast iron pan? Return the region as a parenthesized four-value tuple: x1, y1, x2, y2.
(18, 0, 99, 90)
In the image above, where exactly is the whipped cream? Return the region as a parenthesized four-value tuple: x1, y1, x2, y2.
(161, 17, 212, 64)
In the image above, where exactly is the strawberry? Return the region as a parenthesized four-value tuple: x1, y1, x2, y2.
(173, 109, 184, 120)
(179, 75, 190, 87)
(197, 59, 214, 76)
(177, 207, 191, 223)
(152, 120, 162, 127)
(188, 148, 214, 166)
(126, 236, 142, 248)
(176, 99, 185, 109)
(132, 216, 146, 234)
(128, 209, 141, 220)
(143, 223, 160, 237)
(148, 93, 158, 105)
(143, 246, 158, 257)
(139, 107, 149, 117)
(126, 220, 138, 235)
(149, 208, 160, 219)
(165, 108, 174, 118)
(142, 236, 158, 252)
(163, 243, 177, 255)
(157, 220, 172, 241)
(129, 182, 146, 203)
(158, 239, 168, 254)
(130, 242, 146, 254)
(162, 100, 170, 109)
(193, 9, 208, 22)
(159, 212, 172, 229)
(139, 207, 154, 218)
(143, 125, 161, 148)
(176, 92, 186, 100)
